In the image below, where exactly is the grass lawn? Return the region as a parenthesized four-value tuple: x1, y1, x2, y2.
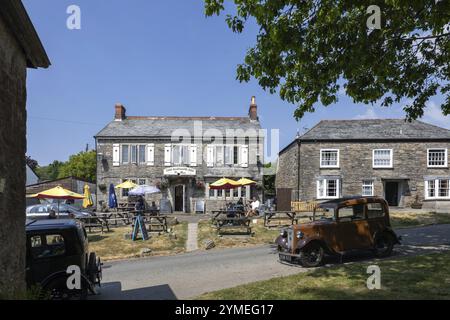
(88, 222, 188, 261)
(390, 211, 450, 229)
(197, 252, 450, 300)
(197, 219, 280, 249)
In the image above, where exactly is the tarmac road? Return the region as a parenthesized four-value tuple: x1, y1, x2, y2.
(94, 224, 450, 300)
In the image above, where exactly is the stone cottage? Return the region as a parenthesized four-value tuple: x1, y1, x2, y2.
(95, 97, 264, 213)
(276, 119, 450, 212)
(0, 0, 50, 297)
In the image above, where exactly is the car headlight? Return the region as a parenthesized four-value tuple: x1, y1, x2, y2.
(296, 231, 304, 239)
(280, 230, 287, 237)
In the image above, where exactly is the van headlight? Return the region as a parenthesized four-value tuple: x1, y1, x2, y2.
(296, 231, 304, 239)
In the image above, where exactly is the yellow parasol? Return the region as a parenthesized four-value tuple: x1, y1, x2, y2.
(29, 186, 84, 218)
(236, 178, 257, 186)
(82, 184, 93, 208)
(209, 177, 240, 190)
(115, 180, 138, 189)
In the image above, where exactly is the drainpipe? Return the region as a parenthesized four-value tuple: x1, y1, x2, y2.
(297, 139, 301, 201)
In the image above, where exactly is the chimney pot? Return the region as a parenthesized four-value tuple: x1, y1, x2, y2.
(249, 96, 258, 121)
(115, 103, 126, 121)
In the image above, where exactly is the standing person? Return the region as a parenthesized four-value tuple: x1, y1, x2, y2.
(135, 196, 145, 216)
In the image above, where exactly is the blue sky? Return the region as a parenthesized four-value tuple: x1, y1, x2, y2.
(23, 0, 449, 165)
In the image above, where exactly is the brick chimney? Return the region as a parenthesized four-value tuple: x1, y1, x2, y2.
(114, 103, 126, 121)
(248, 96, 258, 121)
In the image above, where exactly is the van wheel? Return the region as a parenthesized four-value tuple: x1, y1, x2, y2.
(374, 233, 394, 257)
(299, 243, 324, 268)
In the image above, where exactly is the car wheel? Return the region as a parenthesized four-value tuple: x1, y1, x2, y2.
(299, 243, 324, 268)
(41, 275, 88, 300)
(374, 233, 394, 258)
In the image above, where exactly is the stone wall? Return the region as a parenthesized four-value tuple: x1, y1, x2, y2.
(298, 141, 450, 207)
(0, 15, 27, 297)
(96, 138, 263, 212)
(275, 141, 299, 191)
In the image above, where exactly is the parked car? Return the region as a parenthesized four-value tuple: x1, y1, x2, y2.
(25, 219, 102, 299)
(26, 203, 92, 219)
(276, 196, 401, 267)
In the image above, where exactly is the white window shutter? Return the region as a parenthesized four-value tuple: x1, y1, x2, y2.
(164, 144, 172, 166)
(190, 144, 197, 167)
(113, 144, 120, 166)
(147, 144, 154, 166)
(207, 145, 214, 167)
(241, 145, 249, 168)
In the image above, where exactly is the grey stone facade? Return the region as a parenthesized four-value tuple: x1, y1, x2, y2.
(0, 2, 49, 297)
(95, 101, 264, 213)
(276, 120, 450, 211)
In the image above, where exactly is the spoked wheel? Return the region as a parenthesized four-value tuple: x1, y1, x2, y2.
(299, 243, 324, 267)
(374, 233, 394, 257)
(41, 276, 88, 300)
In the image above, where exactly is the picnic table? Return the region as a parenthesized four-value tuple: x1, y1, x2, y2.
(77, 215, 110, 233)
(264, 211, 299, 228)
(214, 216, 252, 235)
(144, 215, 168, 233)
(211, 210, 246, 221)
(97, 211, 132, 226)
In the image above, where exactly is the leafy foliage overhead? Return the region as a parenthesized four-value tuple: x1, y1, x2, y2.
(204, 0, 450, 120)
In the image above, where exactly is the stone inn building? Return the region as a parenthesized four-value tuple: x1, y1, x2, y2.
(95, 98, 264, 213)
(275, 119, 450, 212)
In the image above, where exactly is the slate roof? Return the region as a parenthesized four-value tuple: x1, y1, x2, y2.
(278, 119, 450, 155)
(95, 116, 261, 138)
(300, 119, 450, 141)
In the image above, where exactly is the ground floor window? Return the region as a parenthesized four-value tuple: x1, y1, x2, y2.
(206, 184, 250, 200)
(425, 179, 450, 199)
(362, 180, 374, 196)
(317, 178, 340, 199)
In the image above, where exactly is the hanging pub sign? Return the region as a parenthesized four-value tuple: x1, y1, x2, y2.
(163, 167, 196, 176)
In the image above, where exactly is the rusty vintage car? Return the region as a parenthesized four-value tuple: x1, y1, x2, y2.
(276, 196, 401, 267)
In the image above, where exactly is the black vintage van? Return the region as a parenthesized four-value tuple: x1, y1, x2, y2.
(25, 219, 102, 299)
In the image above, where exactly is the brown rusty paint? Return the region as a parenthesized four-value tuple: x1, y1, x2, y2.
(286, 197, 393, 254)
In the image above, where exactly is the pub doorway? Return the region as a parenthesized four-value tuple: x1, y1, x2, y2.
(174, 185, 185, 212)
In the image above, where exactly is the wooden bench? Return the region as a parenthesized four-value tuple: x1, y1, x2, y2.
(145, 216, 168, 233)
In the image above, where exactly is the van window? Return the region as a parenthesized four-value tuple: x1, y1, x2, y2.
(367, 203, 385, 218)
(30, 234, 66, 259)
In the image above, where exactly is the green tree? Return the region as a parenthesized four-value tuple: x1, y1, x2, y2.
(58, 150, 96, 182)
(35, 160, 64, 181)
(204, 0, 450, 120)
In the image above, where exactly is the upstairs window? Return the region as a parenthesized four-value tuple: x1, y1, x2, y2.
(121, 145, 129, 164)
(427, 149, 447, 168)
(138, 145, 146, 164)
(320, 149, 339, 168)
(373, 149, 393, 168)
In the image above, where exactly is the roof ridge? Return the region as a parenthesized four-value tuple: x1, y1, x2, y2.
(126, 116, 250, 121)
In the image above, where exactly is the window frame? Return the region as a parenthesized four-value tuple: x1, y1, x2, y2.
(317, 178, 340, 199)
(425, 179, 450, 200)
(121, 144, 130, 164)
(427, 148, 448, 168)
(320, 149, 340, 168)
(362, 180, 374, 197)
(372, 149, 393, 168)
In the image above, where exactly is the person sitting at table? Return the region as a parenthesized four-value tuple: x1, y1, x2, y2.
(135, 196, 145, 216)
(149, 201, 159, 216)
(48, 209, 57, 219)
(246, 197, 260, 217)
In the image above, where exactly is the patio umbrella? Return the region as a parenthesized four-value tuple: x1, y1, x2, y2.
(209, 177, 240, 190)
(108, 183, 118, 209)
(236, 178, 257, 186)
(128, 185, 161, 196)
(29, 186, 84, 218)
(82, 184, 93, 208)
(115, 180, 138, 189)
